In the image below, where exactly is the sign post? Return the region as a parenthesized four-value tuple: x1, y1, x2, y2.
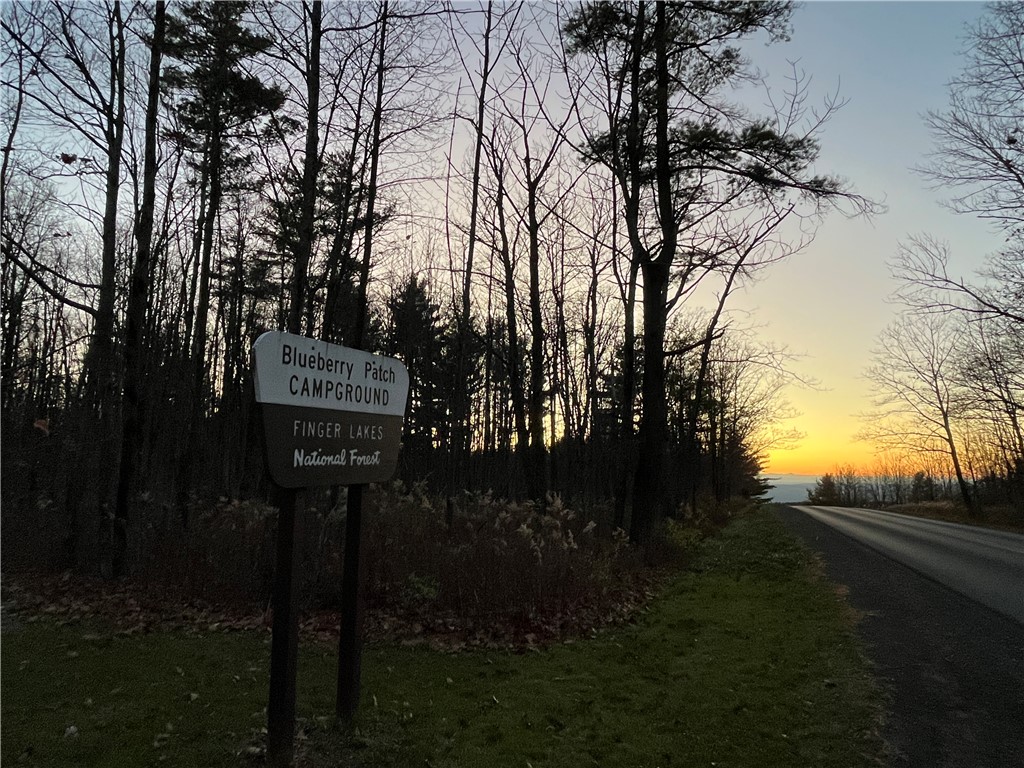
(254, 331, 408, 765)
(265, 487, 303, 766)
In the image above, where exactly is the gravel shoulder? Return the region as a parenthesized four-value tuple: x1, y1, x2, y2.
(774, 505, 1024, 768)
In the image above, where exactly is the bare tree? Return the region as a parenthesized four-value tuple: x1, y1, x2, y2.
(889, 3, 1023, 510)
(2, 1, 135, 414)
(494, 29, 580, 500)
(448, 1, 507, 495)
(892, 235, 1024, 326)
(958, 315, 1024, 479)
(897, 3, 1023, 322)
(918, 1, 1024, 233)
(480, 124, 530, 473)
(863, 313, 975, 511)
(113, 0, 164, 576)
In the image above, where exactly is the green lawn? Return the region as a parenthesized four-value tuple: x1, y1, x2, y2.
(2, 512, 886, 767)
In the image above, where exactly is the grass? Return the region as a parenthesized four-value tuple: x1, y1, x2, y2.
(2, 512, 886, 767)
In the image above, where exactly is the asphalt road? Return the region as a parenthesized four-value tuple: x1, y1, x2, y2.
(775, 505, 1024, 768)
(791, 505, 1024, 623)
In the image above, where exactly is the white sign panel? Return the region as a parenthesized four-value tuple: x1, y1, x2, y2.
(253, 331, 408, 416)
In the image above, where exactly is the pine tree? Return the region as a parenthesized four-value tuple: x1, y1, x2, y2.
(808, 474, 841, 506)
(563, 1, 846, 546)
(384, 276, 448, 454)
(163, 0, 284, 519)
(163, 0, 285, 391)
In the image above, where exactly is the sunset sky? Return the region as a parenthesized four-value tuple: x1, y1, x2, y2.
(729, 1, 1005, 477)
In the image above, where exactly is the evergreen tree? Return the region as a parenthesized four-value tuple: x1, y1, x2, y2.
(384, 276, 448, 454)
(563, 1, 849, 546)
(808, 473, 841, 506)
(910, 471, 936, 503)
(162, 0, 284, 519)
(163, 0, 284, 389)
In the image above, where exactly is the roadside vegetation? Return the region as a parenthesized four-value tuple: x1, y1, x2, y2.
(2, 512, 887, 768)
(4, 484, 698, 647)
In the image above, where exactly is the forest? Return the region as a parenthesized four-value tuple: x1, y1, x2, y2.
(2, 0, 1020, 603)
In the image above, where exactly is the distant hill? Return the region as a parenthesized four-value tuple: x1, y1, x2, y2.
(760, 474, 819, 504)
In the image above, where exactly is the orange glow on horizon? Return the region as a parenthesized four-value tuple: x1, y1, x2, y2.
(762, 438, 879, 478)
(764, 446, 943, 477)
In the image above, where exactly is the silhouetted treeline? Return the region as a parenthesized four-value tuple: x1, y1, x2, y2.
(19, 0, 1009, 581)
(808, 464, 1023, 520)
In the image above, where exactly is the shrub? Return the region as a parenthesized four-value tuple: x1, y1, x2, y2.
(137, 497, 278, 607)
(352, 483, 643, 626)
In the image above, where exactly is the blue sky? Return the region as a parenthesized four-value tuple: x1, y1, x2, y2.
(729, 1, 1004, 475)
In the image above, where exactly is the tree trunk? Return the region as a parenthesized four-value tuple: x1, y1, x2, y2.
(289, 0, 320, 331)
(192, 120, 222, 398)
(451, 0, 496, 494)
(85, 0, 126, 420)
(89, 0, 128, 576)
(495, 173, 530, 477)
(630, 2, 675, 547)
(686, 263, 739, 512)
(113, 1, 165, 570)
(615, 0, 646, 533)
(338, 0, 387, 726)
(630, 259, 669, 545)
(613, 256, 638, 531)
(526, 181, 548, 501)
(943, 410, 974, 513)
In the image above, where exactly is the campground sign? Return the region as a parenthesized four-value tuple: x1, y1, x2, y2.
(253, 331, 409, 487)
(255, 331, 409, 767)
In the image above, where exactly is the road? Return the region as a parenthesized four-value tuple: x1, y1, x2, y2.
(790, 505, 1024, 623)
(776, 505, 1024, 768)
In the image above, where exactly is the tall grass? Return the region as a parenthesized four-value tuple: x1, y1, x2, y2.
(17, 483, 664, 636)
(324, 483, 648, 633)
